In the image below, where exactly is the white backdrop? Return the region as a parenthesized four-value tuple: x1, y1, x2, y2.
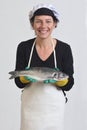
(0, 0, 87, 130)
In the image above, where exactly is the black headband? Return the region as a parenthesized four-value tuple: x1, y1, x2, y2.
(33, 7, 59, 23)
(34, 8, 55, 17)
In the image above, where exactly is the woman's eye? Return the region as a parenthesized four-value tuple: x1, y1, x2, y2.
(46, 21, 52, 23)
(35, 21, 41, 23)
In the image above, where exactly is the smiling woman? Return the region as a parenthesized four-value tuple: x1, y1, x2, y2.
(14, 3, 74, 130)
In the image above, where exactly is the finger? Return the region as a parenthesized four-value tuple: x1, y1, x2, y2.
(44, 80, 49, 83)
(48, 79, 56, 83)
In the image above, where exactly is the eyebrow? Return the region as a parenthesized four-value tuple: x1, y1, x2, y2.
(35, 18, 52, 21)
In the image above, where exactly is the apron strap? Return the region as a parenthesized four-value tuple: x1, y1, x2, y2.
(51, 39, 57, 68)
(27, 39, 36, 68)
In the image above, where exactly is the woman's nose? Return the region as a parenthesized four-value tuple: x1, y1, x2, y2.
(41, 21, 46, 27)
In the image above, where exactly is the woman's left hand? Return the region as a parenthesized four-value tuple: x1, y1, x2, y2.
(43, 78, 68, 87)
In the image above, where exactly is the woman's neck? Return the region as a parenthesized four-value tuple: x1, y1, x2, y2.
(35, 37, 56, 49)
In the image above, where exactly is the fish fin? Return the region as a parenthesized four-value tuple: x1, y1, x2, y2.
(9, 71, 16, 79)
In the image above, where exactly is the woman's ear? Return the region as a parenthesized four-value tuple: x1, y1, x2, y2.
(30, 23, 35, 30)
(31, 23, 34, 28)
(54, 22, 57, 28)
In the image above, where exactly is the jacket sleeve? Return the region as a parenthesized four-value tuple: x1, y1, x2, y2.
(61, 45, 74, 91)
(14, 43, 30, 88)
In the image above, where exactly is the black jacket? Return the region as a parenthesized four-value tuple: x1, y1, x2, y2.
(15, 38, 74, 91)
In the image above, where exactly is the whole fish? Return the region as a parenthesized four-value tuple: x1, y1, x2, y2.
(9, 67, 69, 81)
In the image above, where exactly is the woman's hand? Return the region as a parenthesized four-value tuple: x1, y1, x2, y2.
(43, 78, 68, 87)
(55, 78, 68, 87)
(19, 66, 37, 83)
(24, 76, 37, 82)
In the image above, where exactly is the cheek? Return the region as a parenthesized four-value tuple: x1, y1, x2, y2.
(49, 23, 56, 29)
(31, 22, 37, 29)
(32, 24, 39, 30)
(50, 26, 55, 31)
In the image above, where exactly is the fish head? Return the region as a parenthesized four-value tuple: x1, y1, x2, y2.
(51, 71, 69, 80)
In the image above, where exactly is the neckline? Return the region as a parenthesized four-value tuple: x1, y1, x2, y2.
(27, 38, 58, 68)
(34, 46, 55, 62)
(34, 39, 57, 62)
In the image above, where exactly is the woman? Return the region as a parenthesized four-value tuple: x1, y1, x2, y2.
(15, 4, 74, 130)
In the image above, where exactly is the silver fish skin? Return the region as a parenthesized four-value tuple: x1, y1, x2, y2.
(9, 67, 69, 81)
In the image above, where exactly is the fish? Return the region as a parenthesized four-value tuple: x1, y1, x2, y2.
(9, 67, 69, 81)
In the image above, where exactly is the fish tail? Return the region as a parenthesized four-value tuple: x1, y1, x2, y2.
(9, 71, 16, 79)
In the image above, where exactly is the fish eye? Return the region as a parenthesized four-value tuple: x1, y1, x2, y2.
(59, 73, 64, 78)
(53, 72, 58, 78)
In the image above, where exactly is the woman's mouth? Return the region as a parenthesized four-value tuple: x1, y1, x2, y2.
(38, 30, 48, 34)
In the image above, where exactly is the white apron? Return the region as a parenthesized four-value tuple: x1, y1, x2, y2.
(20, 39, 66, 130)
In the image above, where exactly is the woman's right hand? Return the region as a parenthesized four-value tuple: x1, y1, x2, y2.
(19, 76, 37, 83)
(19, 66, 37, 83)
(24, 76, 37, 82)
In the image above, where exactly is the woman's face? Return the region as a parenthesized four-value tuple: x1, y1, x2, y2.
(32, 15, 56, 39)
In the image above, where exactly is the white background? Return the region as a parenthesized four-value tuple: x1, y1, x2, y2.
(0, 0, 87, 130)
